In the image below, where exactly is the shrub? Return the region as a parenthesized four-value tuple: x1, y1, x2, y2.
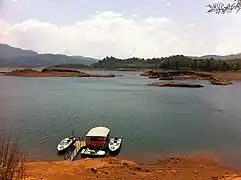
(0, 136, 25, 180)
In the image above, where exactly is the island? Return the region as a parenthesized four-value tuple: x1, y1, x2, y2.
(147, 81, 204, 88)
(2, 68, 115, 78)
(141, 70, 233, 86)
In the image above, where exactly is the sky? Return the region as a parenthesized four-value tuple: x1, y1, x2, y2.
(0, 0, 240, 58)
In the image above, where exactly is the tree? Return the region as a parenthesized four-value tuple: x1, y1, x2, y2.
(207, 0, 241, 14)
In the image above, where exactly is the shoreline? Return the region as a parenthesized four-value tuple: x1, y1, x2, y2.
(0, 67, 241, 80)
(25, 155, 241, 180)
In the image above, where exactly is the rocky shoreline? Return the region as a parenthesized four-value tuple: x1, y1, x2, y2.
(141, 70, 233, 86)
(2, 68, 115, 78)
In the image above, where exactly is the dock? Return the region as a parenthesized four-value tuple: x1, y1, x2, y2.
(64, 140, 86, 161)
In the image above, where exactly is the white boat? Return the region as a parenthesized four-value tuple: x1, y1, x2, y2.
(108, 137, 122, 154)
(80, 126, 110, 157)
(57, 137, 76, 153)
(81, 148, 106, 157)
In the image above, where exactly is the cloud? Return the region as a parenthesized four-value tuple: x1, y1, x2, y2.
(186, 24, 194, 28)
(166, 1, 171, 7)
(0, 11, 240, 58)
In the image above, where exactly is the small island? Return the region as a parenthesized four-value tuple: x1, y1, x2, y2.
(147, 81, 204, 88)
(141, 70, 233, 86)
(2, 68, 115, 78)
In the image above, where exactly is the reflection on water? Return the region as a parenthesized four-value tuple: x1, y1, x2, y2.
(0, 70, 241, 165)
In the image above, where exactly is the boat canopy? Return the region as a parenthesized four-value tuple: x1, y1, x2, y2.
(86, 126, 110, 137)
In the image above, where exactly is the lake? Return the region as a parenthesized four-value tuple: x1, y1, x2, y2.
(1, 70, 241, 165)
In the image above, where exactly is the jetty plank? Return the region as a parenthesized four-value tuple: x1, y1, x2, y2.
(68, 140, 86, 161)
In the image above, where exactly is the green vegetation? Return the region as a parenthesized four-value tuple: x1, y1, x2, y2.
(48, 64, 91, 69)
(207, 0, 241, 14)
(93, 55, 241, 71)
(0, 136, 25, 180)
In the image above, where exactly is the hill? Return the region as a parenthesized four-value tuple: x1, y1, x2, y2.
(93, 55, 241, 71)
(189, 55, 224, 59)
(225, 53, 241, 60)
(189, 53, 241, 60)
(0, 43, 38, 58)
(0, 43, 99, 67)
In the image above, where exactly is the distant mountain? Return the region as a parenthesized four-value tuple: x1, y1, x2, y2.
(189, 53, 241, 60)
(0, 43, 240, 67)
(224, 53, 241, 60)
(189, 55, 224, 60)
(200, 55, 224, 59)
(71, 56, 98, 65)
(0, 43, 99, 66)
(0, 43, 38, 58)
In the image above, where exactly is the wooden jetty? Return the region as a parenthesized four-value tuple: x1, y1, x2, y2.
(64, 139, 86, 161)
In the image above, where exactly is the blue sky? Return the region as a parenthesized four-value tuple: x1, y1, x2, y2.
(0, 0, 240, 58)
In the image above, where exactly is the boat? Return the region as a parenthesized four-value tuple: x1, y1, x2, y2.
(81, 148, 106, 157)
(108, 137, 122, 155)
(81, 126, 110, 157)
(57, 137, 76, 153)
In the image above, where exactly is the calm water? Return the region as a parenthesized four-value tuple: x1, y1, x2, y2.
(1, 70, 241, 165)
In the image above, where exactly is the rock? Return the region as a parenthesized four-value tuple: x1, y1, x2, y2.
(122, 162, 129, 166)
(144, 168, 151, 172)
(140, 70, 153, 76)
(159, 77, 175, 80)
(90, 167, 98, 173)
(131, 166, 151, 173)
(158, 157, 181, 164)
(147, 81, 204, 88)
(89, 73, 115, 77)
(133, 167, 142, 171)
(208, 76, 233, 85)
(149, 75, 160, 79)
(141, 70, 212, 80)
(193, 171, 198, 175)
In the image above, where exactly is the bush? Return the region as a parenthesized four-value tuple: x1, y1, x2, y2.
(0, 136, 25, 180)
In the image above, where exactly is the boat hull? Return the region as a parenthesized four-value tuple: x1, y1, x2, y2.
(81, 148, 106, 158)
(57, 138, 76, 154)
(108, 139, 122, 155)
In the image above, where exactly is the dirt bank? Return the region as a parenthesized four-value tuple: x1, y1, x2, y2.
(215, 71, 241, 81)
(25, 156, 241, 180)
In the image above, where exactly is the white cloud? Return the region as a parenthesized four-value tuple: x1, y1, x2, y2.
(166, 1, 171, 7)
(186, 23, 195, 28)
(0, 11, 240, 58)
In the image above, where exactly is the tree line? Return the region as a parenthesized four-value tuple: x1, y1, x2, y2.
(93, 55, 241, 71)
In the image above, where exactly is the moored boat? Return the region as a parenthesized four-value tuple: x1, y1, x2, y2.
(57, 137, 76, 153)
(108, 137, 122, 155)
(80, 126, 110, 157)
(81, 148, 106, 157)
